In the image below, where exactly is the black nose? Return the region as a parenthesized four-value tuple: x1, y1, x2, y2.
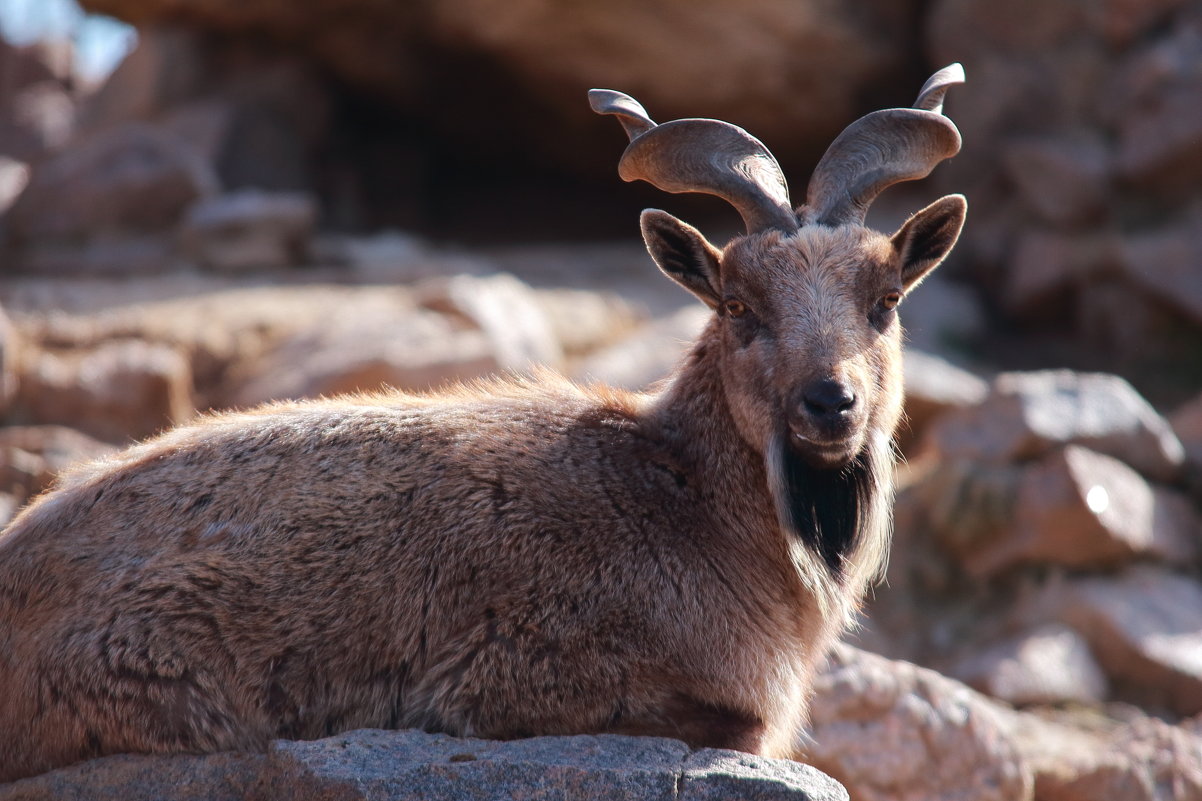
(803, 379, 857, 418)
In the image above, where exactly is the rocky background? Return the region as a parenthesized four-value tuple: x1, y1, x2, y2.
(2, 0, 1202, 799)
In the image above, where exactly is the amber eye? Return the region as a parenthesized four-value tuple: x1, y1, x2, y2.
(722, 299, 747, 318)
(880, 292, 901, 311)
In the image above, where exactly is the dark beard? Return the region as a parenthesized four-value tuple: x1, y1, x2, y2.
(778, 440, 882, 578)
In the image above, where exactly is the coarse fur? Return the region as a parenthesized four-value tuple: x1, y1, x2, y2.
(0, 199, 965, 781)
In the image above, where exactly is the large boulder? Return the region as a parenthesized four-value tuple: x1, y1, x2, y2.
(804, 644, 1033, 801)
(0, 729, 848, 801)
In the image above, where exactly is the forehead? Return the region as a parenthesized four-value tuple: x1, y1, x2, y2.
(721, 226, 897, 294)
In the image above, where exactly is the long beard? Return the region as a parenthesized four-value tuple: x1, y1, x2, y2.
(765, 430, 893, 585)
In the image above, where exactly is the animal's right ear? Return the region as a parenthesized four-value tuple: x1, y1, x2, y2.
(640, 209, 723, 308)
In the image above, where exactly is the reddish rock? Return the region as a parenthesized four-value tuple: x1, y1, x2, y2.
(900, 349, 988, 454)
(1003, 229, 1118, 315)
(951, 445, 1198, 576)
(951, 623, 1109, 707)
(926, 370, 1185, 482)
(1001, 134, 1110, 226)
(1118, 218, 1202, 329)
(15, 339, 195, 444)
(6, 122, 217, 242)
(572, 306, 709, 391)
(416, 273, 564, 372)
(1048, 566, 1202, 716)
(804, 644, 1033, 801)
(0, 425, 115, 502)
(1171, 392, 1202, 468)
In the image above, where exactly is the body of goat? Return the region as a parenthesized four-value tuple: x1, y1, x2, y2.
(0, 70, 966, 782)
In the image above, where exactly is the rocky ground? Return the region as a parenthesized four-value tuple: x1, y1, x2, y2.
(3, 0, 1202, 798)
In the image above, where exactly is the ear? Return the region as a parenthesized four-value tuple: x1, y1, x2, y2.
(890, 194, 967, 291)
(640, 209, 723, 308)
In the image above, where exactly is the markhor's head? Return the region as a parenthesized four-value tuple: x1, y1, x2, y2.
(591, 65, 967, 471)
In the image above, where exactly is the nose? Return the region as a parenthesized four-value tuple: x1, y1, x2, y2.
(802, 378, 857, 419)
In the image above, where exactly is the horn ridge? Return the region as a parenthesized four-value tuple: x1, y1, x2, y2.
(800, 64, 965, 228)
(590, 92, 798, 234)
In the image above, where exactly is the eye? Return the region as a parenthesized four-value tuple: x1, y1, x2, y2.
(722, 299, 748, 318)
(880, 291, 901, 311)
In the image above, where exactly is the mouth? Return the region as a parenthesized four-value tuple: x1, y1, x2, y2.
(788, 427, 860, 468)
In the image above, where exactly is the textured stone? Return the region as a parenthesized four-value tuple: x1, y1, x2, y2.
(181, 189, 317, 271)
(1001, 134, 1110, 226)
(951, 623, 1109, 707)
(1007, 711, 1202, 801)
(1119, 218, 1202, 328)
(1171, 392, 1202, 469)
(416, 273, 564, 372)
(14, 339, 195, 444)
(572, 306, 709, 390)
(900, 349, 988, 452)
(0, 729, 848, 801)
(0, 425, 115, 503)
(926, 370, 1186, 482)
(228, 304, 497, 406)
(950, 445, 1199, 576)
(1003, 229, 1117, 315)
(6, 123, 217, 242)
(804, 644, 1033, 801)
(1048, 566, 1202, 716)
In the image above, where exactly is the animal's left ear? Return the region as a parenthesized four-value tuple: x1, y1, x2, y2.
(890, 194, 967, 291)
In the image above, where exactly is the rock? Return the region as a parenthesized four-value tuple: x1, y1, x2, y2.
(0, 304, 20, 418)
(1007, 710, 1202, 801)
(1171, 392, 1202, 469)
(925, 370, 1186, 482)
(14, 339, 195, 444)
(13, 234, 179, 276)
(1116, 79, 1202, 194)
(0, 492, 18, 529)
(0, 156, 30, 216)
(0, 729, 849, 800)
(0, 425, 115, 503)
(532, 288, 643, 359)
(0, 80, 75, 162)
(900, 349, 988, 452)
(1118, 216, 1202, 328)
(78, 0, 917, 191)
(895, 274, 985, 355)
(6, 122, 218, 243)
(950, 623, 1109, 707)
(947, 445, 1199, 577)
(181, 189, 317, 271)
(1003, 229, 1117, 316)
(1045, 566, 1202, 717)
(227, 295, 500, 406)
(417, 273, 564, 372)
(572, 306, 710, 390)
(1001, 134, 1110, 226)
(803, 644, 1033, 801)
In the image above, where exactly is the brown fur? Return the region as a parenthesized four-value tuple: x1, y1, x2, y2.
(0, 200, 964, 782)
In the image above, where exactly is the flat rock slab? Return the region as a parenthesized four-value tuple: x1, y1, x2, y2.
(0, 729, 848, 801)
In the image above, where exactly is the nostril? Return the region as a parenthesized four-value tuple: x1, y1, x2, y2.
(802, 380, 857, 417)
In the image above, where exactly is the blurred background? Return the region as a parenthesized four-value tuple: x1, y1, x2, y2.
(1, 1, 1201, 797)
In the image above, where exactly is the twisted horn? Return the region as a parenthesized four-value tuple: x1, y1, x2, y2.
(800, 63, 965, 228)
(589, 89, 798, 234)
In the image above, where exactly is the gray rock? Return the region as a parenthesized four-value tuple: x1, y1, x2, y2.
(572, 306, 709, 391)
(925, 370, 1185, 482)
(181, 189, 317, 272)
(0, 729, 848, 801)
(1118, 216, 1202, 328)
